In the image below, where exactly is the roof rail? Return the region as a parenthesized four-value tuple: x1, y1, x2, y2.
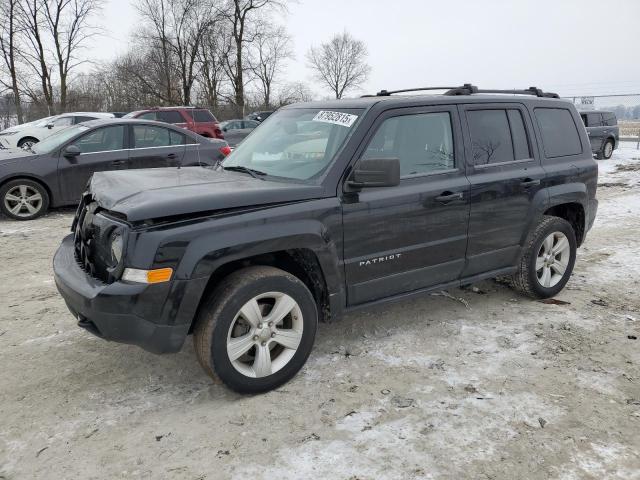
(368, 84, 560, 99)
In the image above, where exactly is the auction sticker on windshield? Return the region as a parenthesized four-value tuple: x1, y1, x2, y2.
(312, 111, 358, 128)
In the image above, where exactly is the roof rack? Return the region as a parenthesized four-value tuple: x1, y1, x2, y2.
(370, 84, 560, 99)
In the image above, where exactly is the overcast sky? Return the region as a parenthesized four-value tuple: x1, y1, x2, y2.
(93, 0, 640, 102)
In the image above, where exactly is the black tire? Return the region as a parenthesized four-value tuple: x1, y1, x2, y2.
(510, 215, 577, 299)
(0, 178, 50, 220)
(193, 266, 318, 394)
(601, 139, 614, 160)
(17, 137, 38, 149)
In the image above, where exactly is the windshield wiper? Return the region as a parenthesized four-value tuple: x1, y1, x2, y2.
(223, 165, 267, 180)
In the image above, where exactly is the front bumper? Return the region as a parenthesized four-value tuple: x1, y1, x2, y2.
(53, 234, 207, 354)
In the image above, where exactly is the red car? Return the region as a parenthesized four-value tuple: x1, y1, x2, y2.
(124, 107, 224, 139)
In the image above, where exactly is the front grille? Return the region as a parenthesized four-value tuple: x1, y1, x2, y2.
(73, 196, 122, 284)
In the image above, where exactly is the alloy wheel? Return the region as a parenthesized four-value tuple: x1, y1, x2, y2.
(226, 292, 303, 378)
(536, 231, 570, 288)
(3, 185, 43, 218)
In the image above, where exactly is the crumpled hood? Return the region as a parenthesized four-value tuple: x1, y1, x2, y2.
(90, 166, 326, 222)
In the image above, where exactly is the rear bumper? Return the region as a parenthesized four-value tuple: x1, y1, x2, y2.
(53, 234, 207, 354)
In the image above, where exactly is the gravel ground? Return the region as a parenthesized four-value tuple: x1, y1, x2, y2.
(1, 145, 639, 480)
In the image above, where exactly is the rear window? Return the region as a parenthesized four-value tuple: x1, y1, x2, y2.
(534, 108, 582, 158)
(191, 109, 216, 122)
(157, 110, 185, 124)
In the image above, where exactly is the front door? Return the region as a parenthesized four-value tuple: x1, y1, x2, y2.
(460, 103, 546, 277)
(585, 112, 604, 153)
(128, 124, 186, 169)
(341, 106, 471, 305)
(57, 124, 128, 202)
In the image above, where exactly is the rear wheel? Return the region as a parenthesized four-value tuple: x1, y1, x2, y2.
(0, 179, 49, 220)
(602, 139, 614, 159)
(510, 216, 577, 299)
(193, 266, 318, 394)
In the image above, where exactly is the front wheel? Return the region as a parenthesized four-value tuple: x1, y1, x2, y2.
(193, 266, 318, 394)
(510, 216, 577, 299)
(0, 179, 50, 220)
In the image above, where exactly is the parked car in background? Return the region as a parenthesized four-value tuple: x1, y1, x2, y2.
(124, 107, 224, 140)
(245, 110, 274, 122)
(579, 110, 619, 159)
(0, 112, 115, 149)
(0, 119, 230, 220)
(219, 119, 260, 147)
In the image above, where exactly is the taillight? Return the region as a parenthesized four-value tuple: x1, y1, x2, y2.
(219, 145, 232, 157)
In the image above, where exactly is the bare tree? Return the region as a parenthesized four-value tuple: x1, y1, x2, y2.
(18, 0, 55, 112)
(43, 0, 103, 111)
(307, 31, 370, 99)
(221, 0, 284, 116)
(0, 0, 24, 123)
(197, 20, 231, 108)
(136, 0, 215, 105)
(248, 23, 292, 108)
(276, 81, 313, 106)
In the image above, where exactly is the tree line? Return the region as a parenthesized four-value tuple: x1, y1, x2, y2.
(0, 0, 371, 125)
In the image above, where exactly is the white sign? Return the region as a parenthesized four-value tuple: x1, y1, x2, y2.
(312, 110, 358, 128)
(580, 96, 595, 105)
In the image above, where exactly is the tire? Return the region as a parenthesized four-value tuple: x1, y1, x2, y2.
(510, 215, 577, 299)
(193, 266, 318, 394)
(0, 179, 50, 220)
(17, 137, 38, 149)
(601, 139, 614, 160)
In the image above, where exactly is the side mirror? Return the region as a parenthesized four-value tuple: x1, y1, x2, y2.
(63, 145, 81, 158)
(222, 126, 228, 132)
(46, 123, 54, 129)
(348, 157, 400, 188)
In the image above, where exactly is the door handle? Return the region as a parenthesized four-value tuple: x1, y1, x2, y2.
(167, 153, 177, 159)
(111, 159, 126, 166)
(435, 191, 463, 203)
(520, 178, 540, 188)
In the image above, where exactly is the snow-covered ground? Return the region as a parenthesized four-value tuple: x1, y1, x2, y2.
(0, 145, 639, 479)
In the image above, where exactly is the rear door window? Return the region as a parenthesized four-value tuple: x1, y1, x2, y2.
(133, 125, 172, 148)
(156, 110, 185, 124)
(191, 110, 216, 122)
(467, 109, 527, 165)
(586, 113, 603, 127)
(534, 108, 582, 158)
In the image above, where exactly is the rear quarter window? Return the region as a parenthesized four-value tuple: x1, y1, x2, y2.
(191, 110, 216, 122)
(603, 113, 617, 126)
(534, 108, 582, 158)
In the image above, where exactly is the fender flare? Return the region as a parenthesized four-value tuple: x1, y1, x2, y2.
(176, 218, 344, 297)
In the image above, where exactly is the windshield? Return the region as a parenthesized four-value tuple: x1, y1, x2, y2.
(31, 124, 90, 154)
(224, 108, 363, 181)
(33, 115, 57, 127)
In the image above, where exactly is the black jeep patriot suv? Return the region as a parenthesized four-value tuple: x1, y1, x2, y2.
(54, 85, 598, 393)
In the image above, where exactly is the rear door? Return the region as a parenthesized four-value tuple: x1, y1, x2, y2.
(127, 124, 186, 169)
(57, 124, 128, 202)
(460, 103, 546, 277)
(341, 105, 471, 305)
(585, 112, 604, 152)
